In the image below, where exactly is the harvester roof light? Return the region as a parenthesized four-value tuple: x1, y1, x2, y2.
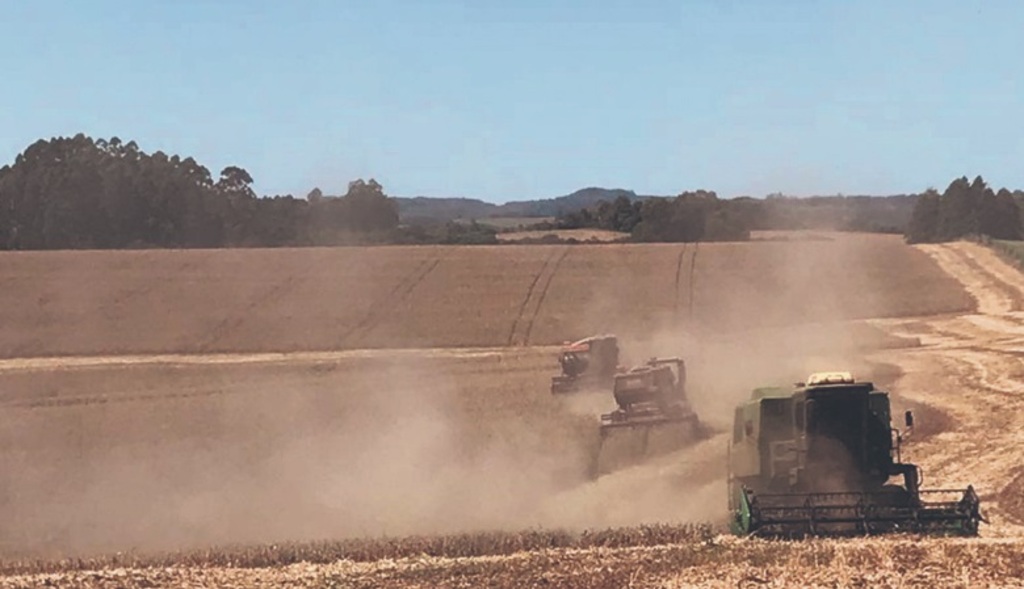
(806, 371, 855, 386)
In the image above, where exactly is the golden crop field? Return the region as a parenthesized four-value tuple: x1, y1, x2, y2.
(0, 233, 969, 357)
(5, 233, 1024, 588)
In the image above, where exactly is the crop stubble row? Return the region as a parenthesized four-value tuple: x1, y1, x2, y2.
(3, 534, 1024, 588)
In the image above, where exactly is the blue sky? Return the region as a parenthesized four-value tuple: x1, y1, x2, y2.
(1, 1, 1021, 202)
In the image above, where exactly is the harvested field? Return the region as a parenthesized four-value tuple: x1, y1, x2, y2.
(5, 233, 1024, 587)
(3, 534, 1023, 588)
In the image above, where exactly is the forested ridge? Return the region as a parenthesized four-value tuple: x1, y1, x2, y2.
(1, 134, 1021, 249)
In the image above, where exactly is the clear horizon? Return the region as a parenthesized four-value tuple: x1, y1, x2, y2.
(3, 1, 1022, 204)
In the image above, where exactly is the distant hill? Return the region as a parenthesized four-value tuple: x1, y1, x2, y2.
(498, 187, 646, 217)
(395, 197, 501, 223)
(392, 187, 925, 236)
(395, 187, 648, 223)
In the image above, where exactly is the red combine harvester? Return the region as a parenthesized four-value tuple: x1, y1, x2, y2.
(550, 335, 620, 394)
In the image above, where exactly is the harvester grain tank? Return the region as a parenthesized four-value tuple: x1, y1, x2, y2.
(593, 357, 704, 476)
(728, 372, 982, 537)
(550, 335, 620, 394)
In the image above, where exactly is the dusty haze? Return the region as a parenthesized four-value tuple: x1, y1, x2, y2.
(0, 233, 971, 557)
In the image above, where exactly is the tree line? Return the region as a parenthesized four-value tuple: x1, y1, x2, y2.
(556, 177, 1024, 244)
(556, 190, 753, 242)
(3, 135, 1023, 249)
(905, 176, 1022, 243)
(0, 134, 400, 249)
(554, 191, 916, 242)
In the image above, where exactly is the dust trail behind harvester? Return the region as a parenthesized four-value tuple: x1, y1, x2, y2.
(0, 234, 915, 557)
(543, 234, 903, 529)
(0, 358, 600, 557)
(540, 318, 885, 530)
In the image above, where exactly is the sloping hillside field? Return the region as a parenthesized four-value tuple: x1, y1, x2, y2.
(0, 234, 967, 356)
(7, 234, 1024, 587)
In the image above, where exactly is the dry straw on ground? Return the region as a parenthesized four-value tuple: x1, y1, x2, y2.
(2, 533, 1022, 588)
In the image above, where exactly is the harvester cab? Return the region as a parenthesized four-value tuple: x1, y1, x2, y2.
(728, 371, 983, 537)
(550, 335, 620, 394)
(592, 357, 703, 476)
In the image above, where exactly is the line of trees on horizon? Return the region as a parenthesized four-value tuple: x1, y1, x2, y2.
(904, 175, 1022, 243)
(3, 134, 1024, 249)
(0, 134, 400, 249)
(554, 191, 919, 242)
(556, 190, 755, 242)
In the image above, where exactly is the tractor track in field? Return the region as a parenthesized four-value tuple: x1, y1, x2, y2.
(688, 242, 699, 321)
(672, 242, 688, 319)
(672, 242, 699, 324)
(521, 247, 570, 345)
(98, 258, 195, 323)
(506, 249, 557, 346)
(506, 247, 568, 346)
(197, 273, 303, 352)
(919, 243, 1024, 315)
(950, 246, 1024, 313)
(339, 254, 443, 347)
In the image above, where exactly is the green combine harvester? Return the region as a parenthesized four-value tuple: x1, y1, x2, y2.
(728, 372, 983, 537)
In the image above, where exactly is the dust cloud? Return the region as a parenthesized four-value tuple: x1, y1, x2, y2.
(540, 234, 906, 529)
(601, 234, 894, 428)
(0, 358, 597, 557)
(0, 234, 911, 558)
